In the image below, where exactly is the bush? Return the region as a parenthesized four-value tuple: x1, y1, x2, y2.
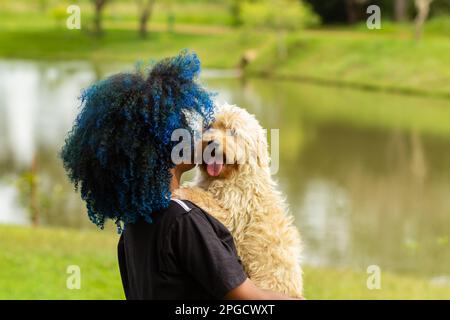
(425, 15, 450, 35)
(49, 5, 67, 28)
(241, 0, 320, 31)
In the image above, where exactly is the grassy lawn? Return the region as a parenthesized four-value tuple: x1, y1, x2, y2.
(0, 225, 449, 300)
(1, 3, 449, 97)
(0, 2, 266, 67)
(3, 21, 448, 98)
(247, 28, 450, 98)
(0, 27, 266, 67)
(0, 225, 124, 300)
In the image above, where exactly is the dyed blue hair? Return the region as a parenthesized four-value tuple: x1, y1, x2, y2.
(61, 51, 215, 230)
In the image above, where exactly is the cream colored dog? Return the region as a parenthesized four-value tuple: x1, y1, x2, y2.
(173, 103, 303, 298)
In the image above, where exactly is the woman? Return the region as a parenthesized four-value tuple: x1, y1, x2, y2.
(61, 51, 295, 300)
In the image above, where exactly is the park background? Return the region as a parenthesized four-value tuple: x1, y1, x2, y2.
(0, 0, 449, 299)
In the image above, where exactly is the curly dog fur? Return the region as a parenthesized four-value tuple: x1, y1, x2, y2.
(174, 103, 303, 298)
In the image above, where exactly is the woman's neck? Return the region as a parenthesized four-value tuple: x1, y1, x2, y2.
(170, 168, 182, 192)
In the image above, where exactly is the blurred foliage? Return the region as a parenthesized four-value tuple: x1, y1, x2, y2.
(14, 171, 40, 225)
(305, 0, 450, 24)
(49, 4, 68, 27)
(304, 0, 353, 23)
(229, 0, 243, 26)
(425, 14, 450, 31)
(0, 0, 448, 93)
(14, 169, 68, 226)
(248, 29, 450, 97)
(0, 0, 447, 29)
(15, 172, 37, 211)
(430, 0, 450, 16)
(241, 0, 320, 30)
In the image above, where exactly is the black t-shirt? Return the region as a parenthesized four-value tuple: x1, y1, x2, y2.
(117, 199, 247, 300)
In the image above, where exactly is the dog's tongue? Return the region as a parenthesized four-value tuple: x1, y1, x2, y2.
(207, 162, 224, 177)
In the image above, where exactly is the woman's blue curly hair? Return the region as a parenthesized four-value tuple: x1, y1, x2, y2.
(61, 51, 215, 231)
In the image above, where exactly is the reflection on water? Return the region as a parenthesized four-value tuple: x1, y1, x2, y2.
(0, 60, 449, 279)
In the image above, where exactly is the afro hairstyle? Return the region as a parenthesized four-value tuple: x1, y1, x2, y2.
(61, 51, 215, 231)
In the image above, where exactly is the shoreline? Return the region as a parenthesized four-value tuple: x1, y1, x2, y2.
(0, 54, 447, 99)
(246, 70, 450, 100)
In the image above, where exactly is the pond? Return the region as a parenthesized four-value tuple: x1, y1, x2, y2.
(0, 60, 449, 280)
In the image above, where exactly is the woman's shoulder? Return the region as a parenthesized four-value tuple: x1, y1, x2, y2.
(172, 200, 233, 243)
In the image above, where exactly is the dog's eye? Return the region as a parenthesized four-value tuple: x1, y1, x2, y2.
(229, 128, 237, 136)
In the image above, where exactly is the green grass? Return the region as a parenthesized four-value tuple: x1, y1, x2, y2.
(247, 28, 450, 97)
(304, 267, 450, 299)
(0, 1, 253, 68)
(0, 225, 124, 299)
(0, 3, 449, 97)
(0, 2, 266, 67)
(0, 26, 265, 68)
(1, 225, 449, 300)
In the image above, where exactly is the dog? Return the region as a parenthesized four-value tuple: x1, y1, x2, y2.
(173, 103, 303, 298)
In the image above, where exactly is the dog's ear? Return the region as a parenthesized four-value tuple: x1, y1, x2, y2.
(255, 129, 270, 168)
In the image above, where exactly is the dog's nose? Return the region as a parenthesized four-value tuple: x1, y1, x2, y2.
(207, 140, 220, 157)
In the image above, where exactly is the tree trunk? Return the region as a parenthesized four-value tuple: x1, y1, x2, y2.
(138, 0, 156, 38)
(230, 0, 243, 27)
(93, 0, 107, 36)
(345, 0, 359, 24)
(414, 0, 433, 40)
(394, 0, 408, 22)
(139, 12, 150, 38)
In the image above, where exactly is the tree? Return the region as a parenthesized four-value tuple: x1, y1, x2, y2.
(230, 0, 243, 27)
(137, 0, 157, 38)
(345, 0, 359, 23)
(414, 0, 433, 40)
(305, 0, 373, 24)
(429, 0, 450, 16)
(394, 0, 408, 21)
(345, 0, 370, 24)
(92, 0, 109, 35)
(16, 156, 40, 226)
